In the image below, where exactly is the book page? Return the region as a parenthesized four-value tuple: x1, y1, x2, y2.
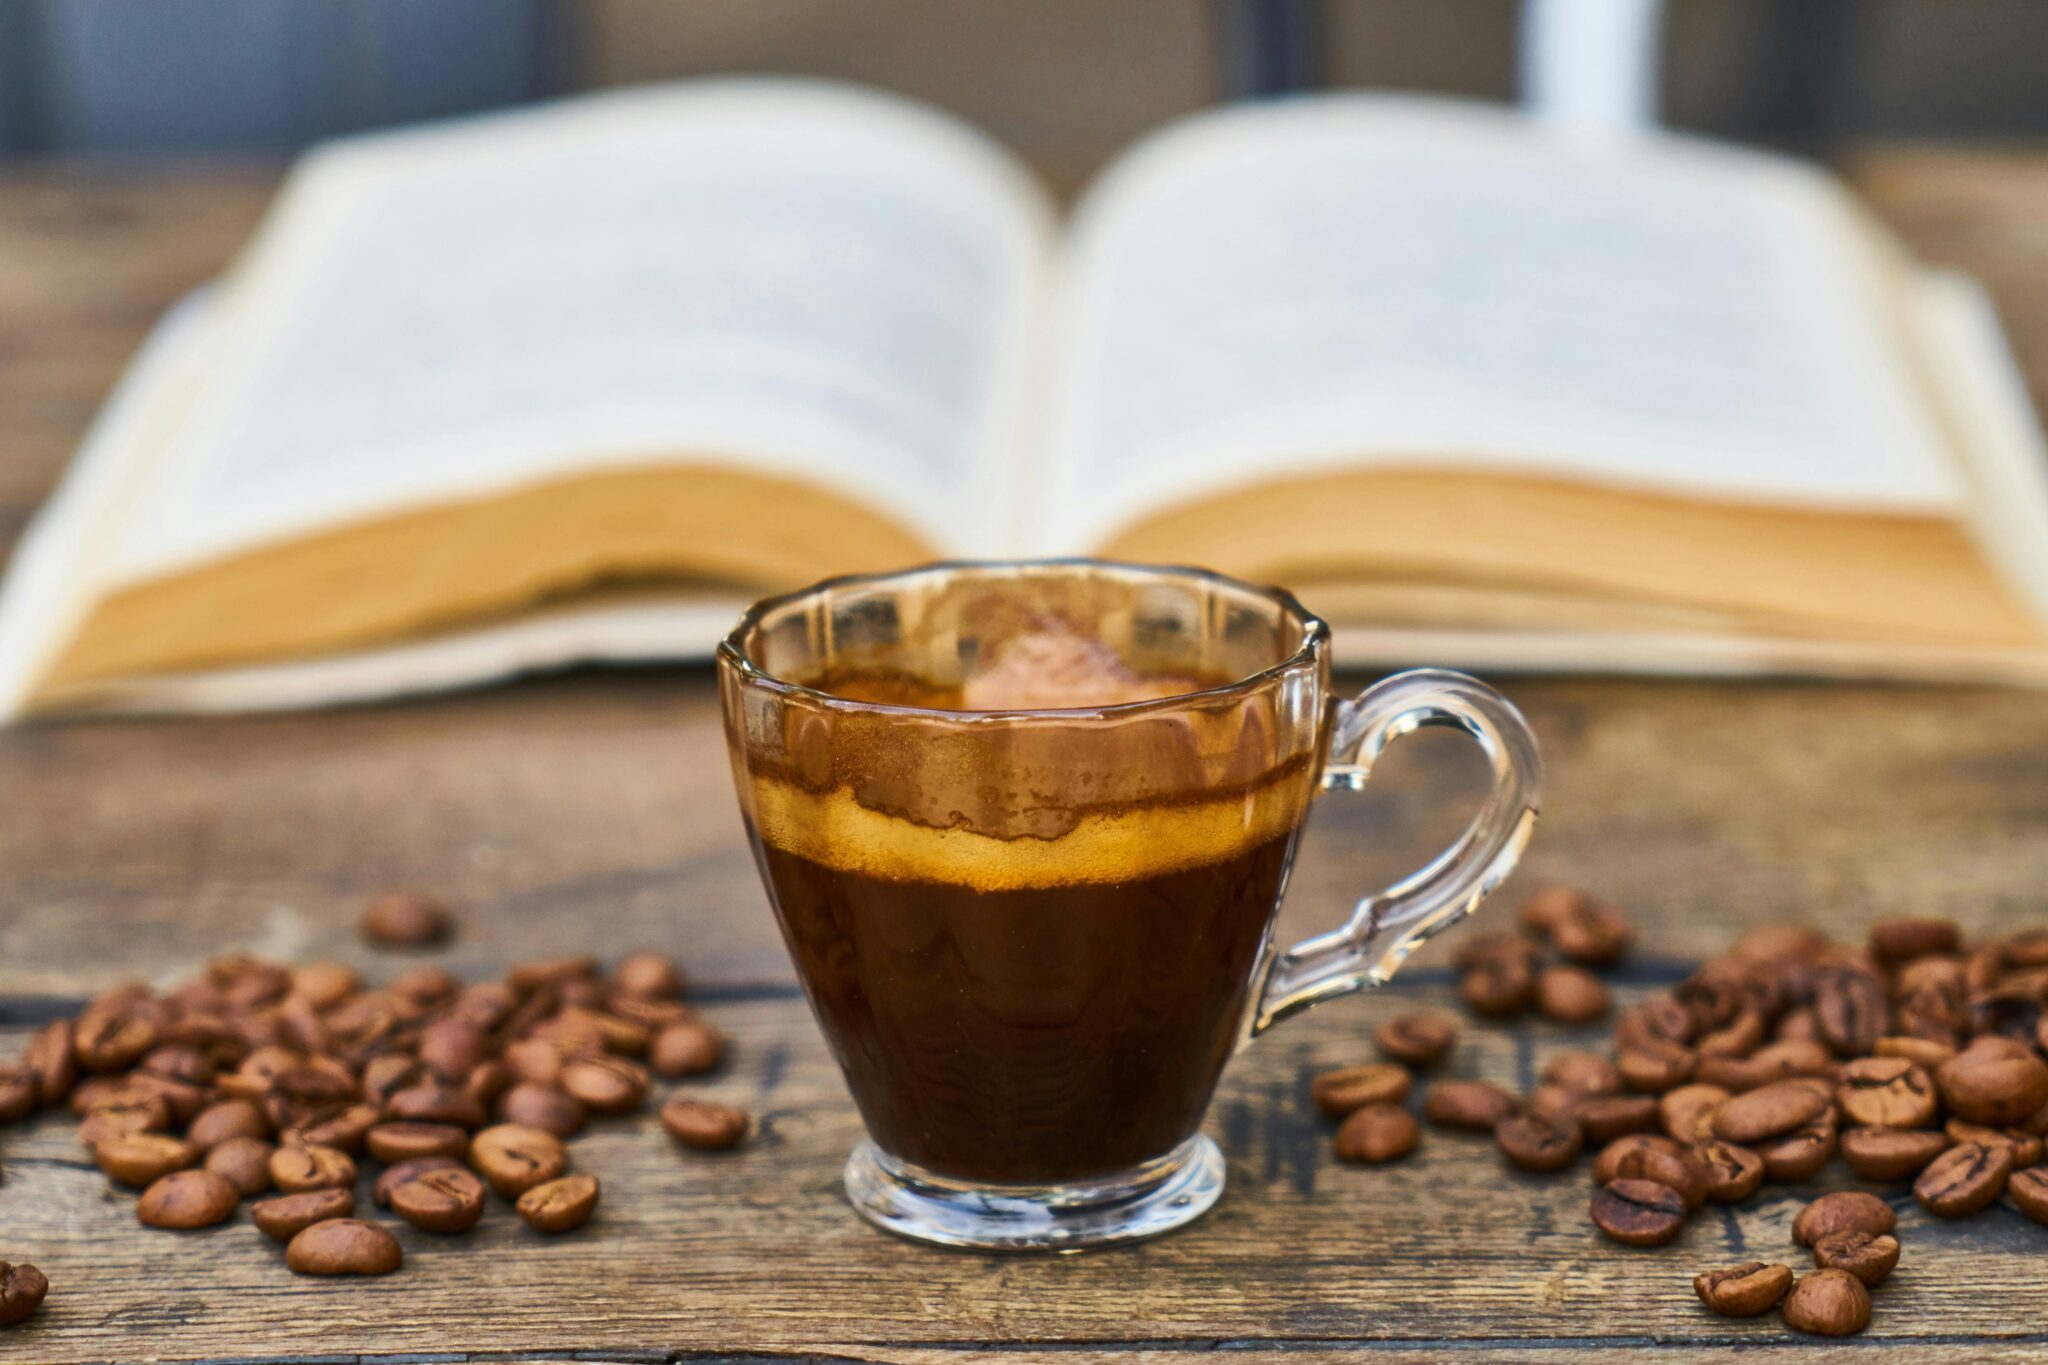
(1037, 96, 1966, 552)
(105, 80, 1053, 585)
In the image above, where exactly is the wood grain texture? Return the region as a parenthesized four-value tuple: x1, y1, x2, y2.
(3, 151, 2048, 1360)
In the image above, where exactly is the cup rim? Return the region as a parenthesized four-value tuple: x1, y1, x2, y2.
(717, 557, 1330, 722)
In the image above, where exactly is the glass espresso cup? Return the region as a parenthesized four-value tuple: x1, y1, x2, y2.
(718, 560, 1540, 1251)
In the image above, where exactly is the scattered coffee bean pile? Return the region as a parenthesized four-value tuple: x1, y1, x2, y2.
(1318, 890, 2048, 1337)
(0, 901, 753, 1327)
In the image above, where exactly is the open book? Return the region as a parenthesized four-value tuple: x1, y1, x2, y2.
(7, 80, 2048, 715)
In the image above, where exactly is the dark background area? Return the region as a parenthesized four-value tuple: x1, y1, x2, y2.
(1, 0, 2043, 174)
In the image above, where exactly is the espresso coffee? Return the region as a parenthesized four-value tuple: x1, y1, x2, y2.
(751, 656, 1309, 1185)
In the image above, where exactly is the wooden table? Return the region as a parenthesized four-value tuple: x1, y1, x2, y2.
(5, 150, 2048, 1363)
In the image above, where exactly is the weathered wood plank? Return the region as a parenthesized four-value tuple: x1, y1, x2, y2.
(5, 987, 2048, 1361)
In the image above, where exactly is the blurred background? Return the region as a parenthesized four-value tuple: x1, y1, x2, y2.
(2, 0, 2045, 171)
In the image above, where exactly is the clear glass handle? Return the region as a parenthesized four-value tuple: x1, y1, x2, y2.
(1247, 669, 1543, 1037)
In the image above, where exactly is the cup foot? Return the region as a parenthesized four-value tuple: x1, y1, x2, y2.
(842, 1134, 1224, 1253)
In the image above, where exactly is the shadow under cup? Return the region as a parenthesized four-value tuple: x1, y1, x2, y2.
(718, 561, 1332, 1250)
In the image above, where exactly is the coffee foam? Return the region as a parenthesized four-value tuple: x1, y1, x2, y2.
(746, 772, 1311, 892)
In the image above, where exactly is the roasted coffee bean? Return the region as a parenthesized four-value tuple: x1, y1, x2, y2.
(497, 1081, 587, 1139)
(1375, 1013, 1458, 1068)
(360, 889, 452, 948)
(1659, 1084, 1730, 1144)
(74, 1005, 157, 1073)
(360, 1056, 423, 1109)
(649, 1020, 724, 1078)
(286, 1102, 380, 1155)
(1569, 1094, 1655, 1144)
(470, 1123, 569, 1197)
(1534, 966, 1610, 1023)
(1693, 1261, 1792, 1317)
(1424, 1079, 1517, 1130)
(1617, 996, 1695, 1051)
(508, 956, 598, 994)
(1781, 1268, 1869, 1337)
(1870, 916, 1960, 965)
(1594, 1136, 1706, 1210)
(661, 1095, 751, 1151)
(1875, 1035, 1957, 1070)
(1590, 1177, 1686, 1246)
(417, 1019, 491, 1082)
(137, 1168, 239, 1229)
(608, 992, 692, 1031)
(1792, 1191, 1895, 1247)
(465, 1059, 513, 1110)
(1335, 1103, 1419, 1163)
(390, 965, 459, 1004)
(0, 1262, 48, 1328)
(204, 1136, 276, 1197)
(1812, 1231, 1900, 1287)
(289, 961, 360, 1010)
(285, 1219, 402, 1276)
(1945, 1119, 2044, 1167)
(1938, 1041, 2048, 1125)
(186, 1099, 269, 1151)
(1542, 1050, 1619, 1096)
(1522, 888, 1631, 966)
(1697, 1039, 1833, 1093)
(2010, 1165, 2048, 1224)
(517, 1172, 601, 1232)
(251, 1187, 355, 1241)
(1837, 1057, 1937, 1129)
(612, 951, 684, 1000)
(1618, 1039, 1695, 1094)
(0, 1067, 36, 1125)
(1812, 965, 1886, 1058)
(1841, 1125, 1951, 1181)
(385, 1082, 487, 1129)
(1712, 1080, 1830, 1144)
(390, 1166, 487, 1234)
(1310, 1064, 1411, 1119)
(269, 1144, 356, 1194)
(1460, 957, 1534, 1018)
(1525, 1083, 1580, 1122)
(1695, 1011, 1767, 1060)
(1915, 1140, 2014, 1217)
(95, 1132, 200, 1187)
(1496, 1108, 1582, 1173)
(1691, 1139, 1766, 1202)
(374, 1156, 465, 1207)
(560, 1056, 648, 1115)
(366, 1122, 469, 1164)
(24, 1021, 75, 1107)
(79, 1096, 172, 1148)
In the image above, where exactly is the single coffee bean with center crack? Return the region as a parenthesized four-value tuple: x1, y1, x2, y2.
(660, 1096, 751, 1150)
(1812, 966, 1885, 1058)
(1811, 1230, 1900, 1287)
(365, 1122, 469, 1164)
(1690, 1139, 1766, 1202)
(1496, 1108, 1583, 1173)
(1781, 1268, 1870, 1336)
(1591, 1177, 1687, 1246)
(1594, 1137, 1706, 1210)
(186, 1099, 269, 1151)
(2010, 1165, 2048, 1225)
(268, 1144, 356, 1193)
(1311, 1064, 1412, 1119)
(559, 1056, 648, 1115)
(1693, 1261, 1792, 1317)
(251, 1188, 355, 1241)
(1869, 916, 1959, 965)
(1617, 1039, 1696, 1094)
(649, 1020, 724, 1078)
(1374, 1013, 1458, 1068)
(389, 1166, 487, 1234)
(469, 1123, 569, 1197)
(1837, 1057, 1938, 1128)
(1535, 966, 1610, 1023)
(1937, 1042, 2048, 1126)
(1916, 1141, 2015, 1217)
(1334, 1103, 1419, 1163)
(0, 1262, 49, 1328)
(374, 1157, 465, 1207)
(1542, 1050, 1620, 1096)
(1793, 1191, 1895, 1247)
(1841, 1126, 1951, 1181)
(137, 1169, 238, 1229)
(1658, 1084, 1729, 1144)
(497, 1082, 587, 1139)
(1460, 956, 1534, 1018)
(285, 1219, 403, 1276)
(1424, 1079, 1517, 1130)
(517, 1172, 601, 1232)
(1574, 1095, 1659, 1144)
